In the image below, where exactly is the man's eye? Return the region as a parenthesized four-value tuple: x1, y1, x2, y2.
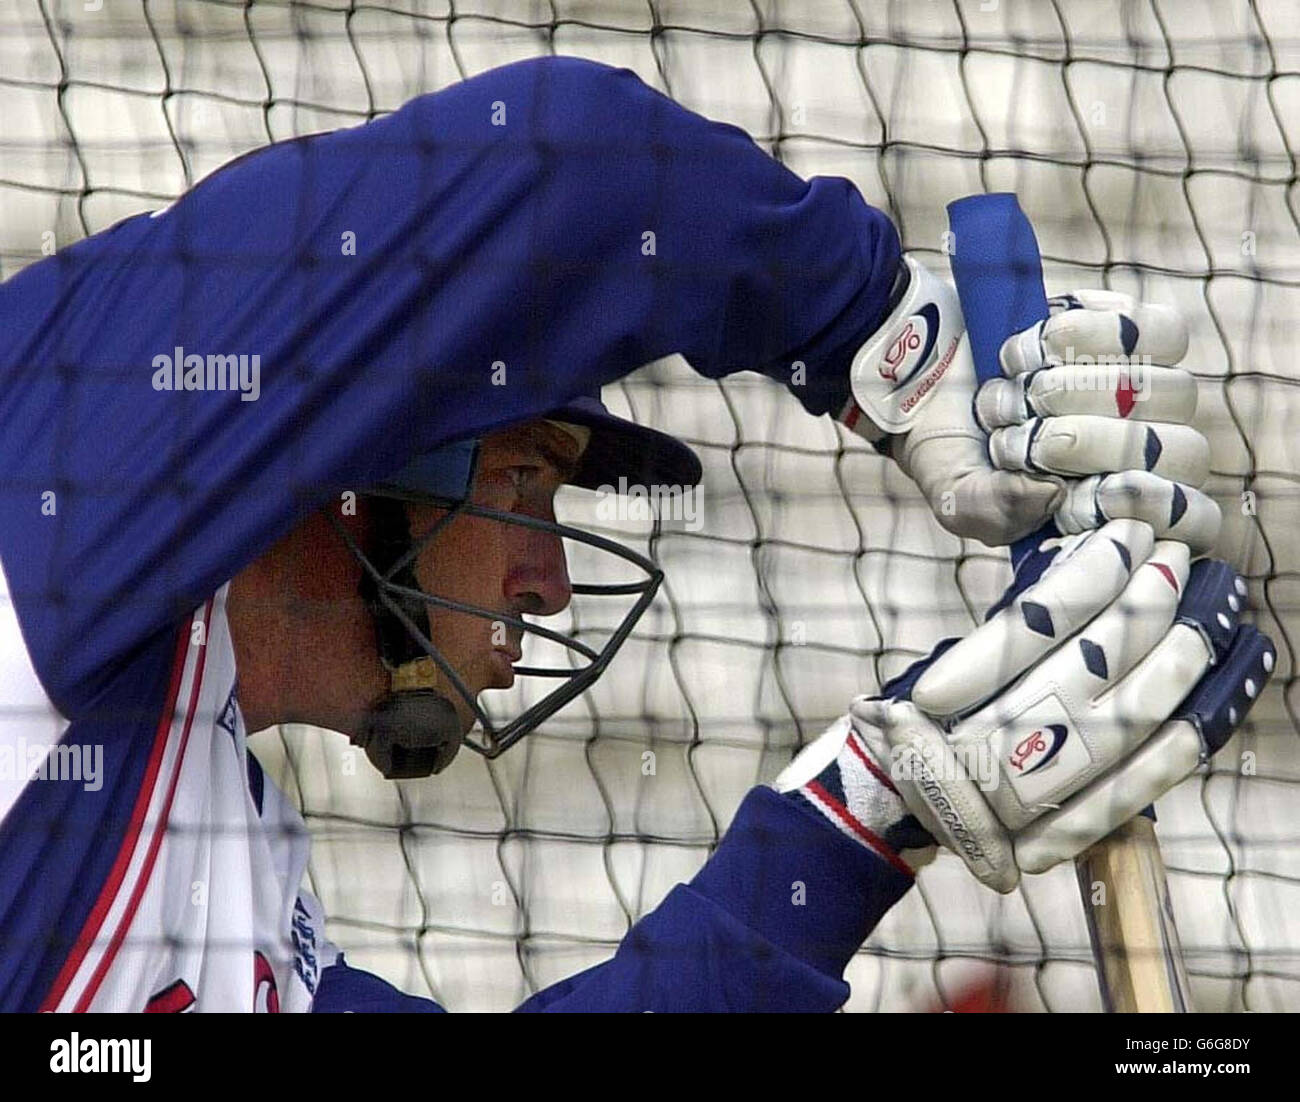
(506, 465, 542, 491)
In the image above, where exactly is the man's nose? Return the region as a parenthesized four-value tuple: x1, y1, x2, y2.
(504, 522, 572, 617)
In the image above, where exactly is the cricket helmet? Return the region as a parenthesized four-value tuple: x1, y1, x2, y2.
(336, 392, 701, 778)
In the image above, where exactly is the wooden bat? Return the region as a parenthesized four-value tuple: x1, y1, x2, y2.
(947, 194, 1190, 1013)
(1076, 814, 1191, 1011)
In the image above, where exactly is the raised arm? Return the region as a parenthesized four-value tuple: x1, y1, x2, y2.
(0, 56, 901, 712)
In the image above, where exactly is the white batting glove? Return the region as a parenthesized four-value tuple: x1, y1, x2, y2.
(840, 259, 1221, 552)
(849, 518, 1275, 893)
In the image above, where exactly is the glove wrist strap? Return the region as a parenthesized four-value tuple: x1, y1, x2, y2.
(843, 256, 967, 436)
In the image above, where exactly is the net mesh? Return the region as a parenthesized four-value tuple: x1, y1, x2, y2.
(4, 0, 1298, 1011)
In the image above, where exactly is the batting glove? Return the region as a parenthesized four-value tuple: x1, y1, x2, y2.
(850, 519, 1275, 893)
(839, 258, 1221, 551)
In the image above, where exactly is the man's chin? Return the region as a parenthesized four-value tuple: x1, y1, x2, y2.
(486, 650, 517, 690)
(449, 682, 492, 736)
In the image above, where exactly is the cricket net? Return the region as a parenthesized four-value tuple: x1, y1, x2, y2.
(3, 0, 1297, 1011)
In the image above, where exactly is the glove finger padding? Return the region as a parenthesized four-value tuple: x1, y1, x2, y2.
(1055, 472, 1221, 556)
(912, 518, 1154, 717)
(1000, 299, 1189, 375)
(988, 415, 1210, 486)
(976, 364, 1197, 428)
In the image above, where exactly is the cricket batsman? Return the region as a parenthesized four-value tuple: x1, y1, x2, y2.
(0, 57, 1273, 1012)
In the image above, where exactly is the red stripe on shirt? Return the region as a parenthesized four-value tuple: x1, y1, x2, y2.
(40, 603, 210, 1012)
(72, 601, 213, 1012)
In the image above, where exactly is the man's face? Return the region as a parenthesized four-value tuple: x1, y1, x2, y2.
(403, 421, 584, 732)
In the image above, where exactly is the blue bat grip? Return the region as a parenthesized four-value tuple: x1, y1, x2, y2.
(946, 193, 1054, 567)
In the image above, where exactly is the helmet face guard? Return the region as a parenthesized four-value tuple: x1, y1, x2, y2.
(329, 491, 664, 776)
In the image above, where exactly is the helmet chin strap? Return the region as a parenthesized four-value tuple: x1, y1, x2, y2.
(345, 492, 469, 779)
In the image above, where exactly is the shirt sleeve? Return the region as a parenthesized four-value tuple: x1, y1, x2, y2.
(308, 787, 912, 1013)
(0, 54, 899, 715)
(515, 786, 913, 1012)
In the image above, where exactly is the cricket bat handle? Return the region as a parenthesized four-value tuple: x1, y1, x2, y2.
(947, 193, 1191, 1013)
